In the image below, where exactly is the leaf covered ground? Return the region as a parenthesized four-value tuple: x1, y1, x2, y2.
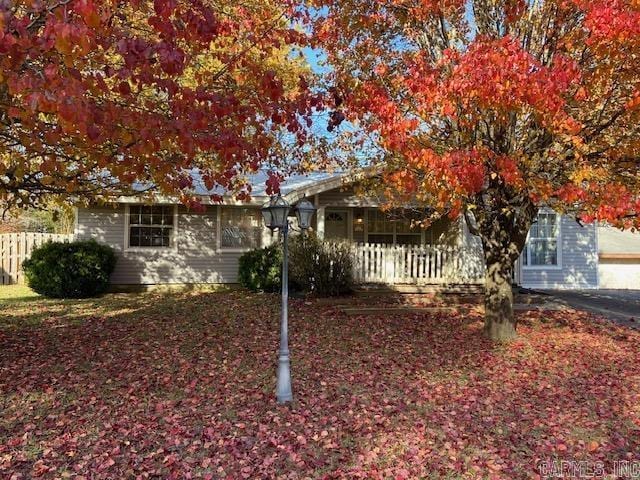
(1, 286, 639, 479)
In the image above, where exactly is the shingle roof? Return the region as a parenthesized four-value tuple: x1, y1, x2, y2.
(188, 170, 343, 198)
(598, 225, 640, 254)
(125, 169, 350, 205)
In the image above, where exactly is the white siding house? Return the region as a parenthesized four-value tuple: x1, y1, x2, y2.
(74, 172, 608, 290)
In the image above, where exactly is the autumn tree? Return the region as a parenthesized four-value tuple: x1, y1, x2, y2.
(0, 0, 318, 212)
(309, 0, 640, 340)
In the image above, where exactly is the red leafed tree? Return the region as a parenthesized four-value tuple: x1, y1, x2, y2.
(309, 0, 640, 340)
(0, 0, 318, 211)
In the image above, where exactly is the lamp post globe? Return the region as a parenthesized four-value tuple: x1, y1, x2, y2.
(261, 194, 290, 230)
(268, 195, 291, 230)
(294, 197, 316, 230)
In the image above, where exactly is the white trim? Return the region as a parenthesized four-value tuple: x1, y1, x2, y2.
(117, 194, 267, 206)
(316, 206, 326, 240)
(73, 206, 79, 238)
(124, 204, 179, 252)
(314, 194, 325, 240)
(522, 211, 562, 270)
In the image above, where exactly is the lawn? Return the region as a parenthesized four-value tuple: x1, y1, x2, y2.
(1, 286, 639, 479)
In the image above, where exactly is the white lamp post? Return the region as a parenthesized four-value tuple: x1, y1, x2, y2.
(261, 194, 316, 403)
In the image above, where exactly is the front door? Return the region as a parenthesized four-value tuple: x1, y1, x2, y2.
(325, 210, 350, 241)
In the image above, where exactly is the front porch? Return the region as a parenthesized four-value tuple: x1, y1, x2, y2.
(307, 198, 485, 285)
(287, 182, 488, 287)
(350, 243, 485, 285)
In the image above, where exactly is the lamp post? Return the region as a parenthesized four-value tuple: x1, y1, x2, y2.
(261, 195, 316, 403)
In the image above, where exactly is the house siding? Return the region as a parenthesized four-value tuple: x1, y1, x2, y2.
(318, 186, 378, 207)
(75, 205, 251, 284)
(520, 216, 598, 289)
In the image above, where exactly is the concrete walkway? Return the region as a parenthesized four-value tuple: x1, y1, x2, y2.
(540, 289, 640, 328)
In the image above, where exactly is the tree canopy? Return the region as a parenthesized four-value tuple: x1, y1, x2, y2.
(0, 0, 318, 211)
(308, 0, 640, 339)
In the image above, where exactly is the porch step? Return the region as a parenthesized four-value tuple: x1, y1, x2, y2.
(342, 305, 478, 316)
(341, 303, 566, 317)
(353, 284, 485, 295)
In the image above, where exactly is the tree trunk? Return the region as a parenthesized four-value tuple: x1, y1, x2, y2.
(469, 196, 537, 342)
(465, 185, 538, 341)
(483, 255, 516, 341)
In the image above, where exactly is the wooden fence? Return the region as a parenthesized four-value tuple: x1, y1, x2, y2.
(0, 233, 74, 285)
(351, 243, 485, 285)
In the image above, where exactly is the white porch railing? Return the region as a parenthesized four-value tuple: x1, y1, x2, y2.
(351, 243, 484, 285)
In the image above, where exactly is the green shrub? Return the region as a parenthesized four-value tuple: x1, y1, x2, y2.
(289, 235, 353, 297)
(238, 244, 282, 292)
(22, 240, 116, 298)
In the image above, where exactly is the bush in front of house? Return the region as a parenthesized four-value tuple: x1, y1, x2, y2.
(22, 240, 117, 298)
(289, 234, 353, 297)
(238, 243, 282, 293)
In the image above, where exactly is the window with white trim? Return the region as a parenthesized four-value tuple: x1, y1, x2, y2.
(220, 207, 262, 249)
(128, 205, 175, 248)
(523, 212, 560, 266)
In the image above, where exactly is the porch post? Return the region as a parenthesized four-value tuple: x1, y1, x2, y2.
(315, 194, 325, 240)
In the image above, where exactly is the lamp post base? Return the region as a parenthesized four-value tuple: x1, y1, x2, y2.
(276, 354, 293, 403)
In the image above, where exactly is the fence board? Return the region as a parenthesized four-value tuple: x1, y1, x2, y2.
(0, 233, 74, 285)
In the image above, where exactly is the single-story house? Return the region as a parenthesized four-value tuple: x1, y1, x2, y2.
(74, 171, 635, 290)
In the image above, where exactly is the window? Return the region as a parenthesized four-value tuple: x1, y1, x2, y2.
(220, 207, 262, 249)
(523, 212, 560, 267)
(367, 209, 422, 245)
(128, 205, 175, 248)
(367, 209, 394, 245)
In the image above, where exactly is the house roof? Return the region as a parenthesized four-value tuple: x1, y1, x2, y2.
(188, 170, 346, 200)
(598, 225, 640, 256)
(123, 169, 361, 205)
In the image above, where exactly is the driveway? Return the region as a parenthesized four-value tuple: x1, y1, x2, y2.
(540, 289, 640, 328)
